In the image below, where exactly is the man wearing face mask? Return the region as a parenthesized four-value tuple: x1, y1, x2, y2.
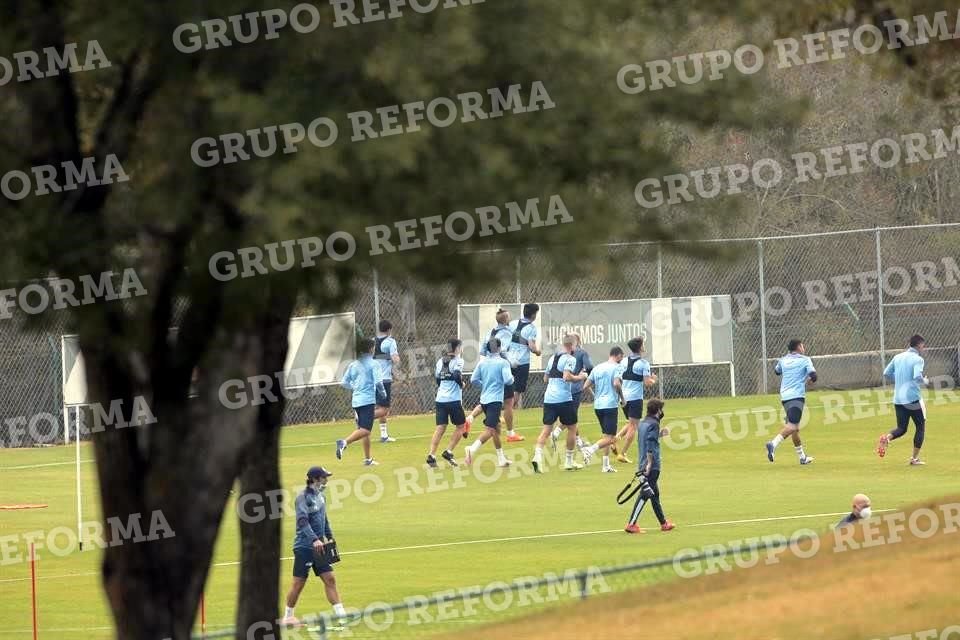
(625, 399, 675, 534)
(282, 466, 347, 626)
(835, 494, 872, 528)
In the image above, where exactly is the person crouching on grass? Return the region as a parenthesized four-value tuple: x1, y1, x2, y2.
(625, 399, 675, 534)
(282, 466, 347, 627)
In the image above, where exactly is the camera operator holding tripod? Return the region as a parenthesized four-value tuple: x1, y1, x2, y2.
(622, 399, 675, 534)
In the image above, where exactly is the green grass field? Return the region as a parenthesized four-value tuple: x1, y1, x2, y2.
(1, 388, 957, 638)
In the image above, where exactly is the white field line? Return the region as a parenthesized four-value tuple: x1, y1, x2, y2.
(0, 509, 893, 584)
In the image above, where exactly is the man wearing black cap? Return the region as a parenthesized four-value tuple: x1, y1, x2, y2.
(282, 466, 347, 626)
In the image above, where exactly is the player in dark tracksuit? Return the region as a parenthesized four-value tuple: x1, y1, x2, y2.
(625, 399, 675, 534)
(282, 466, 347, 626)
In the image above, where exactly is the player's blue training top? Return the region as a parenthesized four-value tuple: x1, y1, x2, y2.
(637, 415, 662, 472)
(883, 347, 925, 405)
(471, 356, 514, 404)
(570, 348, 594, 395)
(616, 356, 651, 402)
(293, 485, 333, 551)
(374, 334, 398, 380)
(340, 355, 385, 408)
(543, 353, 576, 404)
(435, 356, 464, 403)
(481, 324, 513, 358)
(774, 352, 816, 401)
(588, 361, 621, 410)
(505, 318, 539, 366)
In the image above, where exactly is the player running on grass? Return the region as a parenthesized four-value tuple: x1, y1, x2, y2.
(532, 335, 589, 473)
(282, 466, 347, 627)
(427, 339, 469, 468)
(336, 339, 388, 466)
(464, 338, 514, 467)
(373, 320, 401, 443)
(465, 308, 514, 440)
(611, 337, 657, 464)
(876, 334, 930, 466)
(625, 399, 675, 534)
(580, 346, 625, 473)
(550, 333, 593, 454)
(504, 303, 542, 442)
(765, 339, 817, 465)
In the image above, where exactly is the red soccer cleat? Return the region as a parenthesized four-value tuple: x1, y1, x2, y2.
(506, 433, 525, 443)
(876, 433, 890, 458)
(624, 523, 644, 534)
(660, 521, 675, 532)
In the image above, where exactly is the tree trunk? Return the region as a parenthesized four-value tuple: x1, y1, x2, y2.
(88, 324, 269, 639)
(236, 290, 297, 640)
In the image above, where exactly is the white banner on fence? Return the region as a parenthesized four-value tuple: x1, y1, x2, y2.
(457, 297, 734, 372)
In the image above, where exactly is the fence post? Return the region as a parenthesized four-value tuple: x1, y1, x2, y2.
(875, 228, 886, 385)
(656, 245, 664, 397)
(576, 570, 588, 600)
(515, 255, 522, 304)
(372, 268, 381, 329)
(758, 240, 768, 394)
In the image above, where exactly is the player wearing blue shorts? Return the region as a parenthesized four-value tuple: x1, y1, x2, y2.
(581, 346, 625, 473)
(373, 320, 401, 443)
(464, 338, 515, 467)
(465, 308, 513, 444)
(282, 466, 347, 626)
(533, 335, 588, 473)
(550, 333, 594, 453)
(612, 337, 657, 464)
(336, 339, 387, 466)
(504, 303, 542, 442)
(427, 339, 468, 468)
(765, 339, 817, 465)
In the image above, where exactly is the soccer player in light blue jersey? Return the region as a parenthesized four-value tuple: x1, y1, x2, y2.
(427, 339, 468, 468)
(504, 303, 542, 442)
(373, 320, 401, 443)
(465, 308, 514, 438)
(581, 346, 625, 472)
(464, 338, 515, 467)
(336, 338, 387, 466)
(612, 337, 657, 463)
(532, 335, 588, 472)
(765, 339, 817, 465)
(877, 334, 929, 465)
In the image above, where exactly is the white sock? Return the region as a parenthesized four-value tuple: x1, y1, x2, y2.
(379, 422, 388, 437)
(586, 443, 599, 455)
(496, 447, 507, 463)
(507, 429, 516, 437)
(602, 455, 610, 469)
(332, 602, 346, 617)
(533, 445, 543, 463)
(285, 606, 295, 619)
(468, 439, 482, 454)
(565, 450, 574, 465)
(551, 426, 561, 438)
(771, 434, 784, 448)
(795, 445, 805, 459)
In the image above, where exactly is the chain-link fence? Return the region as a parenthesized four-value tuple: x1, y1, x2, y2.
(2, 224, 959, 446)
(191, 534, 815, 640)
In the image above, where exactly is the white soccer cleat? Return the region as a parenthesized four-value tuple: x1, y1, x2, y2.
(564, 461, 583, 471)
(602, 466, 618, 473)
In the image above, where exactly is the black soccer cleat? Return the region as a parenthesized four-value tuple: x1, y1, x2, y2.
(441, 450, 458, 467)
(426, 454, 438, 469)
